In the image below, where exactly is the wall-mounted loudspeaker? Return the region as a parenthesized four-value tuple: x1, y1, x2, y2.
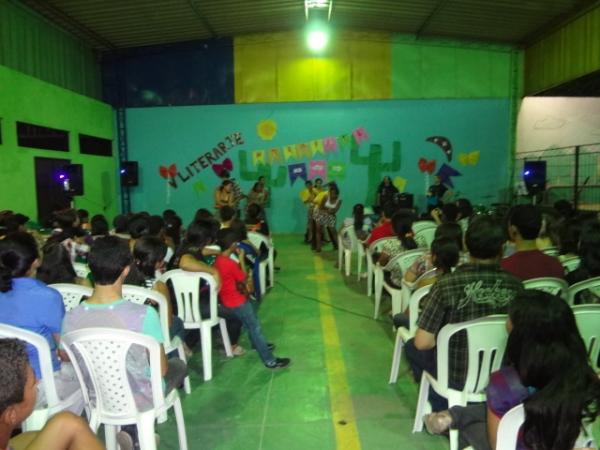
(523, 160, 546, 195)
(120, 161, 139, 187)
(63, 164, 84, 196)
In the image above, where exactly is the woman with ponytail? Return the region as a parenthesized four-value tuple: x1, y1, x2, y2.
(423, 290, 600, 450)
(0, 232, 83, 414)
(376, 211, 417, 287)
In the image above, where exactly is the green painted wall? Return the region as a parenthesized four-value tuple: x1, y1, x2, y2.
(0, 0, 101, 98)
(0, 64, 118, 222)
(525, 4, 600, 94)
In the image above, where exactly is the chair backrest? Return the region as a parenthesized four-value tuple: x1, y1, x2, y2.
(412, 221, 437, 234)
(385, 248, 426, 274)
(340, 225, 358, 251)
(72, 262, 91, 279)
(572, 304, 600, 371)
(541, 247, 560, 257)
(522, 277, 568, 299)
(561, 256, 581, 274)
(496, 404, 525, 450)
(122, 285, 171, 348)
(367, 237, 397, 256)
(568, 276, 600, 306)
(0, 324, 60, 408)
(247, 231, 273, 254)
(407, 285, 432, 333)
(414, 227, 436, 249)
(50, 283, 93, 312)
(436, 316, 508, 394)
(62, 328, 164, 420)
(160, 269, 219, 327)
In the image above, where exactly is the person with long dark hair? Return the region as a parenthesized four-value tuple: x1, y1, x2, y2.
(375, 176, 399, 210)
(0, 232, 83, 415)
(36, 240, 90, 286)
(567, 220, 600, 304)
(377, 211, 418, 287)
(423, 290, 600, 450)
(312, 183, 342, 252)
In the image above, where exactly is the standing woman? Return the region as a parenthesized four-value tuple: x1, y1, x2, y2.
(376, 176, 399, 211)
(214, 180, 236, 212)
(313, 184, 342, 252)
(247, 182, 268, 210)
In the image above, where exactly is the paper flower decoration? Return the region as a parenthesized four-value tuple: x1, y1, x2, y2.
(257, 119, 278, 141)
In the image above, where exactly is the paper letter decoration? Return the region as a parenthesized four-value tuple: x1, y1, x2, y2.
(296, 143, 311, 159)
(283, 145, 296, 160)
(310, 139, 325, 156)
(323, 137, 338, 153)
(309, 160, 327, 180)
(352, 127, 369, 144)
(288, 163, 307, 185)
(252, 150, 266, 166)
(328, 160, 346, 179)
(268, 148, 282, 164)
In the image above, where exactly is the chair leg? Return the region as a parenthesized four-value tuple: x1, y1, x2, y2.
(259, 263, 267, 296)
(389, 331, 404, 384)
(374, 279, 382, 320)
(137, 413, 157, 450)
(105, 424, 118, 450)
(367, 264, 373, 296)
(200, 324, 213, 381)
(391, 291, 402, 317)
(357, 254, 363, 281)
(176, 342, 192, 394)
(344, 250, 351, 276)
(449, 429, 460, 450)
(338, 243, 343, 272)
(219, 319, 233, 357)
(173, 396, 189, 450)
(268, 256, 274, 288)
(412, 373, 431, 433)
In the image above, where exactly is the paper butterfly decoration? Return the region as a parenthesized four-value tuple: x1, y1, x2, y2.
(159, 164, 177, 179)
(458, 151, 480, 166)
(211, 158, 233, 176)
(418, 158, 436, 174)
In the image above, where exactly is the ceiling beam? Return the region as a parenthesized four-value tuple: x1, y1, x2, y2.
(187, 0, 217, 38)
(415, 0, 450, 38)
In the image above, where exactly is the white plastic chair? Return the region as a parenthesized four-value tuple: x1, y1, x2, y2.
(365, 237, 397, 297)
(62, 328, 188, 450)
(414, 227, 436, 249)
(338, 225, 364, 277)
(542, 246, 560, 257)
(495, 403, 525, 450)
(568, 276, 600, 306)
(247, 231, 275, 295)
(389, 285, 432, 383)
(50, 283, 93, 312)
(72, 262, 91, 279)
(0, 324, 83, 432)
(160, 270, 232, 381)
(561, 256, 581, 274)
(373, 248, 425, 319)
(122, 285, 191, 394)
(573, 304, 600, 371)
(522, 277, 568, 299)
(412, 221, 437, 235)
(412, 315, 508, 450)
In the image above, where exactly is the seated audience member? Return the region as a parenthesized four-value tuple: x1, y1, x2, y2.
(536, 209, 561, 251)
(431, 203, 459, 226)
(162, 209, 177, 221)
(2, 213, 29, 235)
(111, 214, 130, 239)
(193, 208, 214, 223)
(76, 209, 90, 231)
(36, 241, 90, 286)
(214, 229, 291, 369)
(89, 214, 109, 239)
(558, 217, 583, 261)
(245, 203, 270, 236)
(219, 206, 236, 229)
(405, 216, 523, 411)
(393, 237, 460, 329)
(51, 209, 88, 262)
(567, 220, 600, 304)
(127, 215, 150, 242)
(500, 205, 564, 280)
(377, 212, 418, 286)
(125, 236, 187, 349)
(0, 233, 82, 414)
(554, 198, 576, 220)
(423, 290, 600, 450)
(62, 236, 187, 448)
(341, 203, 372, 244)
(404, 222, 464, 284)
(455, 198, 474, 233)
(365, 202, 397, 247)
(147, 215, 174, 265)
(164, 214, 183, 252)
(0, 339, 103, 450)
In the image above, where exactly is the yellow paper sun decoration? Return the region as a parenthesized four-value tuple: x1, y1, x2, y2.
(257, 119, 278, 141)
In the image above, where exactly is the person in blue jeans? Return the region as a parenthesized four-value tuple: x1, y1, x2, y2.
(214, 228, 290, 369)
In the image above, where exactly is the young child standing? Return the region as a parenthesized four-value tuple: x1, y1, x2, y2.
(214, 228, 290, 369)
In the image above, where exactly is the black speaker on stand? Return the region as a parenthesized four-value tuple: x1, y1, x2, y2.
(523, 160, 546, 204)
(120, 161, 139, 187)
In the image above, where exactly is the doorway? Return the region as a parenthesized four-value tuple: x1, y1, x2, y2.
(34, 157, 72, 227)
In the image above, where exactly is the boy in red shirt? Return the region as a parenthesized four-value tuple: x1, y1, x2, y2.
(214, 228, 291, 369)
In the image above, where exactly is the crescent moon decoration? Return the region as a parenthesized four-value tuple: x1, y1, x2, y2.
(426, 136, 453, 162)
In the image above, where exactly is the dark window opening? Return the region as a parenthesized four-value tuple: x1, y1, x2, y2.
(17, 122, 69, 152)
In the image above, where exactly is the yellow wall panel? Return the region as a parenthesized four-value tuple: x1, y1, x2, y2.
(234, 31, 391, 103)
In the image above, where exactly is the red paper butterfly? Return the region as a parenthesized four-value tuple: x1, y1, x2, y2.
(159, 164, 177, 179)
(212, 158, 233, 177)
(418, 158, 436, 174)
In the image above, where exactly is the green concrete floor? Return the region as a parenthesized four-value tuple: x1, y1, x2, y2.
(154, 235, 599, 450)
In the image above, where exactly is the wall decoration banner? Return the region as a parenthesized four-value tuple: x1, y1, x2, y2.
(309, 160, 327, 180)
(288, 163, 307, 185)
(328, 160, 346, 180)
